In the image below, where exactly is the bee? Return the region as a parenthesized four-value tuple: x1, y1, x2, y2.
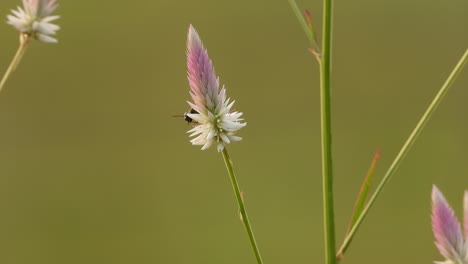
(174, 108, 199, 124)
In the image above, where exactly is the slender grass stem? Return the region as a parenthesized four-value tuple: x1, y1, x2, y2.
(221, 148, 263, 264)
(320, 0, 336, 263)
(0, 34, 30, 93)
(337, 48, 468, 258)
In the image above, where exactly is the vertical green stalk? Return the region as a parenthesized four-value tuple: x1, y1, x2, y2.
(337, 48, 468, 257)
(0, 34, 30, 93)
(221, 148, 263, 264)
(320, 0, 336, 263)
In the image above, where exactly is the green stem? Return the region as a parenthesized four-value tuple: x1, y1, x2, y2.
(337, 48, 468, 258)
(0, 34, 30, 93)
(320, 0, 336, 263)
(221, 148, 263, 264)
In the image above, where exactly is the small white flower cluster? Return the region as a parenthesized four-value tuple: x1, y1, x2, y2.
(7, 0, 60, 43)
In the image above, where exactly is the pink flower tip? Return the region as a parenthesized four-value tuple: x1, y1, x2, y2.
(431, 185, 468, 263)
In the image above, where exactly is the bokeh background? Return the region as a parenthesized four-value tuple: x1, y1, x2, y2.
(0, 0, 466, 263)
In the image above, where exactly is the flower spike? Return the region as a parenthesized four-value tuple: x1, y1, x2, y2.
(465, 191, 468, 239)
(431, 185, 468, 264)
(185, 25, 246, 151)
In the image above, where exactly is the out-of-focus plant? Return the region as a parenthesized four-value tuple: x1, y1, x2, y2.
(288, 0, 468, 263)
(431, 185, 468, 264)
(1, 0, 60, 93)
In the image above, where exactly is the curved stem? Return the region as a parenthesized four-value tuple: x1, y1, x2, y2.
(337, 48, 468, 258)
(0, 34, 30, 94)
(320, 0, 336, 263)
(221, 148, 263, 264)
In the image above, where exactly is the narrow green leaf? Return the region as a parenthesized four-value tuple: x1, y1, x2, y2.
(347, 149, 381, 232)
(305, 10, 318, 44)
(287, 0, 321, 54)
(337, 149, 380, 261)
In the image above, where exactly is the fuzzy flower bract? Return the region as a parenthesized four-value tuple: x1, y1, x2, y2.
(432, 185, 468, 264)
(7, 0, 60, 43)
(186, 25, 246, 151)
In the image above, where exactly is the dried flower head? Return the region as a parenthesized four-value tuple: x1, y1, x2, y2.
(7, 0, 60, 43)
(185, 25, 246, 151)
(432, 185, 468, 264)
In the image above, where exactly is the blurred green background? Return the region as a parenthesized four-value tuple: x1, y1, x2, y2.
(0, 0, 466, 263)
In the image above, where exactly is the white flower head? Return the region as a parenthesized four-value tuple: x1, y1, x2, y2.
(7, 0, 60, 43)
(186, 25, 246, 152)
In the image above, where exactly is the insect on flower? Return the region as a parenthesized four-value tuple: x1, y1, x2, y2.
(183, 108, 199, 124)
(173, 108, 200, 124)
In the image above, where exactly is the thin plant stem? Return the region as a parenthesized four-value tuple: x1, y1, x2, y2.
(337, 48, 468, 259)
(221, 148, 263, 264)
(0, 34, 30, 93)
(320, 0, 336, 263)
